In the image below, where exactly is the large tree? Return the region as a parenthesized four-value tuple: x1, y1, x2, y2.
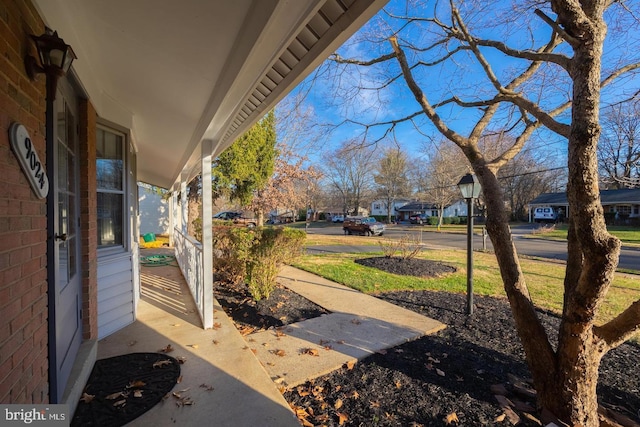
(323, 140, 377, 216)
(373, 146, 411, 222)
(213, 110, 277, 223)
(418, 139, 468, 227)
(319, 1, 640, 425)
(598, 100, 640, 189)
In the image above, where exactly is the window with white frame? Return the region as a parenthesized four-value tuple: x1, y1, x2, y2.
(96, 127, 126, 248)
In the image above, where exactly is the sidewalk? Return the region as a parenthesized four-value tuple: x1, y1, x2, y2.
(97, 251, 446, 426)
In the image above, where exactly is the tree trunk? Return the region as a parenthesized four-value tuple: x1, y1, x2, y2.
(474, 165, 559, 416)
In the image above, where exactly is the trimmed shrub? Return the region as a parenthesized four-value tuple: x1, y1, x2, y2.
(428, 216, 439, 226)
(212, 226, 255, 285)
(246, 227, 306, 300)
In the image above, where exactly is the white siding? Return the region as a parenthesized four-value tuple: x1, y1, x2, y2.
(138, 185, 170, 235)
(97, 253, 134, 339)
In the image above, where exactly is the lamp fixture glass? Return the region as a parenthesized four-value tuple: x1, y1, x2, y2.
(26, 28, 76, 80)
(457, 173, 481, 199)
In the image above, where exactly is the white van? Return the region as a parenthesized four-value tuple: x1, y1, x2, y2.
(533, 207, 557, 223)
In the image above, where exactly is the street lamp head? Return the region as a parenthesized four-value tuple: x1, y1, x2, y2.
(457, 173, 481, 199)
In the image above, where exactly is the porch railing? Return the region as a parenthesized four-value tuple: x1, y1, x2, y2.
(173, 227, 208, 327)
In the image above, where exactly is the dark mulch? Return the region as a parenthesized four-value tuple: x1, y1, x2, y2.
(355, 257, 457, 277)
(213, 281, 330, 332)
(72, 353, 181, 427)
(216, 257, 640, 426)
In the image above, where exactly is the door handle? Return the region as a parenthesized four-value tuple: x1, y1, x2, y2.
(55, 233, 67, 242)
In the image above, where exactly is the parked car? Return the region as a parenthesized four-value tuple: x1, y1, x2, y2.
(213, 211, 257, 227)
(533, 206, 557, 223)
(331, 214, 344, 223)
(409, 213, 428, 224)
(342, 216, 385, 236)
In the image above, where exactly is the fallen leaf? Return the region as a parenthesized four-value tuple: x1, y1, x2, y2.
(370, 400, 380, 408)
(350, 318, 361, 325)
(395, 380, 402, 389)
(436, 368, 446, 377)
(153, 359, 171, 368)
(334, 399, 343, 409)
(336, 340, 345, 345)
(188, 344, 199, 349)
(177, 375, 183, 384)
(113, 399, 126, 407)
(182, 397, 194, 406)
(349, 390, 360, 399)
(345, 360, 356, 370)
(127, 340, 137, 347)
(445, 412, 459, 425)
(176, 356, 187, 364)
(162, 392, 171, 401)
(274, 349, 286, 357)
(212, 340, 219, 345)
(337, 411, 349, 425)
(494, 413, 506, 422)
(172, 323, 181, 327)
(302, 348, 320, 357)
(213, 322, 222, 329)
(199, 383, 214, 391)
(159, 344, 174, 353)
(300, 418, 313, 427)
(251, 348, 257, 355)
(79, 393, 95, 403)
(128, 380, 146, 388)
(133, 390, 143, 398)
(297, 386, 310, 397)
(106, 391, 124, 400)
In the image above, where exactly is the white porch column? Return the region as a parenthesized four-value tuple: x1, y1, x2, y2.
(169, 187, 177, 247)
(180, 173, 188, 234)
(201, 139, 214, 328)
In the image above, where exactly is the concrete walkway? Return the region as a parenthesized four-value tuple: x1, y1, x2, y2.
(97, 251, 445, 426)
(250, 266, 446, 388)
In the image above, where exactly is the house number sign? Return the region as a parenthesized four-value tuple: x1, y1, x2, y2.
(9, 122, 49, 199)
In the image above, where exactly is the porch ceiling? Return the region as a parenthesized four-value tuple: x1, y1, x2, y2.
(33, 0, 387, 189)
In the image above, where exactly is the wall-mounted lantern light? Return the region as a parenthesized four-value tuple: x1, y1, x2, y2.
(457, 173, 481, 315)
(24, 27, 76, 100)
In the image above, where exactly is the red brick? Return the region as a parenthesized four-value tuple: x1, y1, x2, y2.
(9, 246, 30, 265)
(10, 333, 33, 368)
(9, 306, 31, 336)
(0, 355, 11, 384)
(1, 295, 20, 317)
(0, 232, 21, 250)
(20, 256, 40, 277)
(0, 265, 21, 284)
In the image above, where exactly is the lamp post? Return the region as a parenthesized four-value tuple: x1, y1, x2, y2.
(457, 173, 481, 315)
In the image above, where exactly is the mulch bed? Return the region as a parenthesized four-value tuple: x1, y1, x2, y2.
(213, 281, 330, 333)
(72, 353, 181, 427)
(215, 257, 640, 426)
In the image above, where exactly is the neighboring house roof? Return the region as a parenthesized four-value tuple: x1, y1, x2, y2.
(396, 202, 437, 212)
(529, 189, 640, 206)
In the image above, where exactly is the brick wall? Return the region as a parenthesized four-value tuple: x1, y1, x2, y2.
(0, 0, 49, 403)
(79, 99, 98, 340)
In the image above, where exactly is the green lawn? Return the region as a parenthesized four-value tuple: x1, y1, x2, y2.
(292, 249, 640, 337)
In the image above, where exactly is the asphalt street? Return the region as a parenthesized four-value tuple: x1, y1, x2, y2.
(305, 223, 640, 272)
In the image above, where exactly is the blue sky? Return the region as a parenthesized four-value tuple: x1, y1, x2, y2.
(280, 0, 640, 172)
